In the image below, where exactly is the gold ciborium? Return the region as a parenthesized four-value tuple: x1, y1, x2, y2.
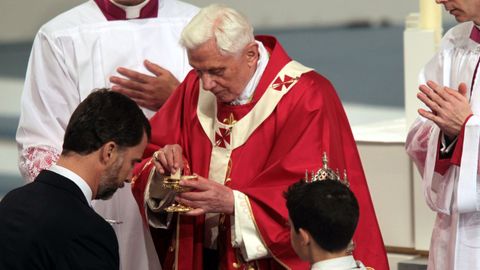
(162, 170, 197, 213)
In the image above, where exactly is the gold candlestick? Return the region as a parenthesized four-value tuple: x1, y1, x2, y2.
(419, 0, 442, 42)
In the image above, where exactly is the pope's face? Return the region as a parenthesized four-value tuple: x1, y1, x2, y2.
(436, 0, 480, 24)
(187, 39, 259, 104)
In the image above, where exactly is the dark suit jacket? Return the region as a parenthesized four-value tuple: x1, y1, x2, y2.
(0, 170, 119, 270)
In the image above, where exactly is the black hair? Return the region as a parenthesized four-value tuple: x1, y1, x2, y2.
(284, 179, 359, 253)
(62, 89, 151, 155)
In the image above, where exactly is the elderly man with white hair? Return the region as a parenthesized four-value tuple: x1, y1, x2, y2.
(132, 4, 388, 270)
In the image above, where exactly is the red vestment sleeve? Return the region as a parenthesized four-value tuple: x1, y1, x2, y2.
(131, 71, 206, 270)
(132, 71, 196, 221)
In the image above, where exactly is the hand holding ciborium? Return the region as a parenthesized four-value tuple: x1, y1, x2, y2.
(162, 170, 197, 213)
(151, 145, 196, 213)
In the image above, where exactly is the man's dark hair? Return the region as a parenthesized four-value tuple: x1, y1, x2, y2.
(62, 89, 151, 155)
(284, 179, 359, 253)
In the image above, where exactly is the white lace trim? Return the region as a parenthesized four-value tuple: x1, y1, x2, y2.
(19, 146, 61, 182)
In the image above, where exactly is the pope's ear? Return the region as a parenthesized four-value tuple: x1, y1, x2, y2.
(245, 42, 259, 65)
(100, 141, 117, 164)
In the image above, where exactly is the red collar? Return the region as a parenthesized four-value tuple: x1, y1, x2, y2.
(250, 35, 292, 103)
(470, 25, 480, 43)
(94, 0, 158, 21)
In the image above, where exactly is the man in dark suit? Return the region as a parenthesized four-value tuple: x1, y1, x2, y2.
(0, 89, 151, 270)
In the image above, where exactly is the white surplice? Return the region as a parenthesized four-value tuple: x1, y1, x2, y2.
(15, 1, 198, 269)
(406, 21, 480, 270)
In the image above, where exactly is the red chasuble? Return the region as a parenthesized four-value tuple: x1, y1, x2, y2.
(132, 36, 388, 270)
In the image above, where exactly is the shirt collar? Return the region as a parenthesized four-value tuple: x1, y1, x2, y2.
(470, 24, 480, 43)
(49, 164, 93, 206)
(94, 0, 158, 21)
(311, 256, 361, 270)
(229, 40, 270, 106)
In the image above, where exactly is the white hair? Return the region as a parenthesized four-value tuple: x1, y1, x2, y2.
(180, 4, 254, 55)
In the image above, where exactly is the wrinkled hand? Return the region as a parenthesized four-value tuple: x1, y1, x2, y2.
(110, 60, 180, 111)
(176, 175, 234, 216)
(417, 80, 472, 139)
(152, 144, 183, 175)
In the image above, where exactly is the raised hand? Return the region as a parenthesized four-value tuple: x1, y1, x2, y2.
(110, 60, 180, 111)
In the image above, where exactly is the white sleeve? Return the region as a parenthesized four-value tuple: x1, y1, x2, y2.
(406, 48, 455, 214)
(406, 48, 443, 177)
(407, 40, 480, 214)
(16, 30, 79, 181)
(406, 116, 433, 176)
(231, 190, 269, 261)
(144, 166, 175, 228)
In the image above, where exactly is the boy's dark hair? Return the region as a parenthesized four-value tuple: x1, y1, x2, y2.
(62, 89, 151, 155)
(284, 179, 359, 253)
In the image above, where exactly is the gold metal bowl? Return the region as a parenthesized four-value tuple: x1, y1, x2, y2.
(162, 175, 198, 213)
(162, 175, 197, 193)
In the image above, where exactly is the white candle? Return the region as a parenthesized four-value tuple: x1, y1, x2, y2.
(420, 0, 442, 31)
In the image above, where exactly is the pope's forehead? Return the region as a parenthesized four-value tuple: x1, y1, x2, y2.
(187, 44, 238, 66)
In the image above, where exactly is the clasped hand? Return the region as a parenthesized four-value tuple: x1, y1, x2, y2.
(152, 144, 234, 216)
(417, 80, 473, 139)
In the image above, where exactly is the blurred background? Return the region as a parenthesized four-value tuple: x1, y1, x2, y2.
(0, 1, 457, 269)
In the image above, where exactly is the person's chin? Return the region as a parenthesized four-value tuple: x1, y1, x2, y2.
(216, 95, 234, 103)
(453, 15, 467, 22)
(221, 98, 235, 103)
(450, 10, 467, 22)
(96, 187, 118, 200)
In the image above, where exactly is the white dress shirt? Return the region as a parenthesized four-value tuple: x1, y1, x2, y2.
(311, 256, 366, 270)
